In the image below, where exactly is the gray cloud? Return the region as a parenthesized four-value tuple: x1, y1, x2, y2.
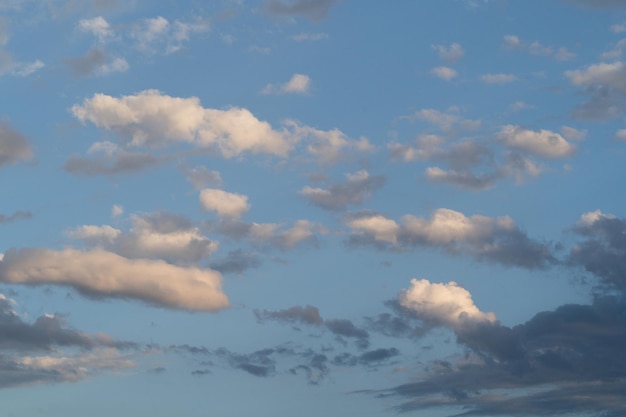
(255, 304, 323, 326)
(209, 249, 261, 275)
(0, 210, 32, 224)
(0, 122, 33, 168)
(64, 150, 161, 176)
(265, 0, 341, 21)
(300, 170, 386, 211)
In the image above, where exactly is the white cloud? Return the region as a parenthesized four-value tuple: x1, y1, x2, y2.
(399, 278, 496, 328)
(566, 61, 626, 92)
(72, 90, 295, 158)
(432, 43, 464, 63)
(503, 35, 521, 48)
(0, 248, 229, 311)
(480, 73, 517, 84)
(498, 125, 576, 158)
(262, 73, 312, 95)
(200, 188, 250, 218)
(111, 205, 124, 217)
(431, 66, 457, 80)
(346, 215, 400, 245)
(78, 16, 113, 43)
(611, 22, 626, 33)
(577, 209, 614, 226)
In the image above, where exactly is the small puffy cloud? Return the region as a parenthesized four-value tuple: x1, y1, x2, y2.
(261, 73, 311, 95)
(480, 73, 517, 84)
(111, 205, 123, 217)
(431, 66, 457, 81)
(399, 278, 496, 328)
(200, 188, 250, 219)
(560, 125, 587, 141)
(347, 208, 555, 269)
(503, 35, 521, 48)
(504, 35, 575, 60)
(432, 43, 464, 63)
(566, 61, 626, 92)
(72, 90, 295, 158)
(183, 166, 222, 189)
(67, 212, 219, 265)
(0, 122, 33, 167)
(0, 247, 229, 311)
(213, 218, 323, 250)
(78, 16, 113, 43)
(265, 0, 341, 21)
(300, 170, 386, 211)
(498, 125, 576, 158)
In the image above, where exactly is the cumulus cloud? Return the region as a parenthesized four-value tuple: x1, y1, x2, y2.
(566, 61, 626, 119)
(347, 208, 555, 269)
(212, 218, 323, 250)
(398, 279, 496, 329)
(200, 188, 250, 219)
(265, 0, 341, 21)
(430, 66, 457, 80)
(432, 43, 464, 63)
(0, 248, 229, 311)
(78, 16, 113, 43)
(497, 125, 576, 158)
(300, 170, 385, 211)
(72, 90, 295, 158)
(261, 73, 311, 95)
(0, 122, 33, 167)
(67, 211, 219, 265)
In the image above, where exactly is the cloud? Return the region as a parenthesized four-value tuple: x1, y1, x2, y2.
(569, 210, 626, 291)
(430, 66, 457, 81)
(292, 32, 328, 41)
(262, 73, 311, 95)
(432, 43, 464, 63)
(497, 125, 576, 158)
(480, 73, 517, 84)
(300, 170, 386, 211)
(503, 35, 575, 60)
(0, 210, 32, 224)
(0, 122, 33, 167)
(566, 62, 626, 119)
(63, 48, 128, 77)
(425, 167, 504, 191)
(0, 247, 229, 311)
(78, 16, 113, 43)
(615, 129, 626, 141)
(346, 208, 556, 269)
(182, 166, 222, 189)
(265, 0, 341, 21)
(200, 188, 250, 219)
(67, 211, 219, 265)
(212, 218, 323, 250)
(72, 90, 295, 158)
(563, 0, 626, 8)
(399, 279, 496, 329)
(255, 305, 323, 326)
(209, 249, 261, 274)
(64, 141, 161, 176)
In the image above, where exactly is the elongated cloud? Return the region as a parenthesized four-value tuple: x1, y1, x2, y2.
(300, 170, 385, 211)
(71, 90, 294, 157)
(0, 122, 32, 167)
(399, 279, 496, 328)
(347, 208, 555, 269)
(0, 248, 229, 311)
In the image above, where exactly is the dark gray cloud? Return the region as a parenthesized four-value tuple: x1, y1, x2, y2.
(209, 249, 261, 274)
(64, 151, 161, 176)
(375, 294, 626, 416)
(255, 304, 323, 326)
(569, 212, 626, 291)
(64, 48, 107, 77)
(266, 0, 341, 21)
(0, 210, 32, 224)
(300, 170, 386, 211)
(0, 122, 33, 168)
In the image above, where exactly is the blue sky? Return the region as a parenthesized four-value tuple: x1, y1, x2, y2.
(1, 0, 626, 416)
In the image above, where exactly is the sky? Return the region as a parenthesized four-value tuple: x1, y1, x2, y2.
(1, 0, 626, 416)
